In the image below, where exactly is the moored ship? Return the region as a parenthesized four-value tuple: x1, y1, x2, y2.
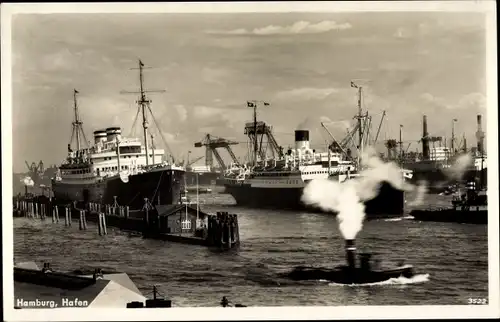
(221, 86, 409, 217)
(399, 115, 487, 193)
(51, 60, 185, 210)
(185, 165, 221, 187)
(222, 129, 406, 217)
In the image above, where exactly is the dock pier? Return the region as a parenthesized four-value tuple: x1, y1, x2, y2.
(13, 196, 240, 250)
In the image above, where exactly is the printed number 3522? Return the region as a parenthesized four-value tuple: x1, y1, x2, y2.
(468, 298, 487, 305)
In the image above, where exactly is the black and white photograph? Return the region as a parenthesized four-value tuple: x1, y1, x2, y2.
(2, 1, 498, 320)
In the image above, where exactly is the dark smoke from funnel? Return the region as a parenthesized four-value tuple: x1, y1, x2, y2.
(296, 117, 311, 131)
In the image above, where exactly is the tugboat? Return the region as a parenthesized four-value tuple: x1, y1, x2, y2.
(285, 239, 415, 284)
(410, 180, 487, 225)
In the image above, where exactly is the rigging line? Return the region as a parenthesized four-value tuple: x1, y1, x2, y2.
(69, 123, 75, 147)
(129, 104, 141, 137)
(146, 104, 174, 159)
(80, 127, 89, 148)
(150, 170, 164, 203)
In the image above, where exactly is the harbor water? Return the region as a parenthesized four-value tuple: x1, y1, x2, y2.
(13, 193, 488, 306)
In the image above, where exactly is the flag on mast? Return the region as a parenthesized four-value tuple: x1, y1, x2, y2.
(74, 89, 79, 94)
(350, 81, 358, 89)
(263, 102, 270, 106)
(247, 101, 255, 108)
(139, 60, 144, 67)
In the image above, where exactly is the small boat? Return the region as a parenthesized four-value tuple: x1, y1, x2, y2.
(410, 180, 487, 225)
(284, 239, 415, 285)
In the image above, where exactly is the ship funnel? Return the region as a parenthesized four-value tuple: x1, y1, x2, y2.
(294, 130, 310, 151)
(345, 239, 356, 271)
(106, 127, 122, 142)
(93, 130, 107, 145)
(422, 115, 430, 160)
(476, 114, 484, 155)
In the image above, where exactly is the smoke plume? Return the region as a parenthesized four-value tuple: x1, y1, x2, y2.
(301, 147, 421, 239)
(406, 181, 428, 207)
(296, 117, 311, 130)
(444, 153, 473, 180)
(21, 176, 34, 187)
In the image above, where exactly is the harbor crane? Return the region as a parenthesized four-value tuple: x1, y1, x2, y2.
(194, 134, 239, 170)
(244, 120, 282, 162)
(25, 160, 45, 177)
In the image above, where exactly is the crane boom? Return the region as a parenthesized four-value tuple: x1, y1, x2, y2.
(320, 122, 349, 156)
(374, 110, 386, 144)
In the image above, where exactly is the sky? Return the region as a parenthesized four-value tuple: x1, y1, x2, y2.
(11, 12, 487, 172)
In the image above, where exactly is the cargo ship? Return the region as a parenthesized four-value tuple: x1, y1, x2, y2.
(399, 115, 487, 193)
(51, 61, 185, 210)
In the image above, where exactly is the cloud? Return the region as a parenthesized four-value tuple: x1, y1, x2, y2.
(420, 92, 486, 111)
(174, 104, 187, 122)
(192, 105, 249, 130)
(455, 92, 486, 111)
(275, 87, 338, 101)
(207, 20, 352, 36)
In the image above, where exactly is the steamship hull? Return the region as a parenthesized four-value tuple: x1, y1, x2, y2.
(406, 163, 487, 193)
(223, 181, 405, 218)
(52, 168, 185, 210)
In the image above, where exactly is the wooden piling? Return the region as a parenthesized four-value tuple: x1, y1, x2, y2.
(64, 208, 69, 226)
(125, 206, 129, 219)
(52, 207, 56, 223)
(102, 213, 107, 235)
(98, 213, 103, 236)
(82, 210, 87, 230)
(55, 205, 59, 223)
(79, 211, 83, 230)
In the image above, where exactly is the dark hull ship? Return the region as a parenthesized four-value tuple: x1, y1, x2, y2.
(410, 181, 487, 225)
(52, 166, 184, 210)
(224, 179, 405, 217)
(400, 114, 487, 193)
(222, 86, 407, 218)
(51, 60, 185, 210)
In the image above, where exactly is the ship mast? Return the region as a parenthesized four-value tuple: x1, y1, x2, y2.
(139, 61, 150, 166)
(351, 81, 364, 168)
(247, 100, 270, 166)
(121, 60, 168, 166)
(69, 89, 88, 153)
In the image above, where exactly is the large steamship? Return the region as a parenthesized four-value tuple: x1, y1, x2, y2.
(223, 129, 406, 216)
(52, 61, 185, 209)
(222, 91, 408, 217)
